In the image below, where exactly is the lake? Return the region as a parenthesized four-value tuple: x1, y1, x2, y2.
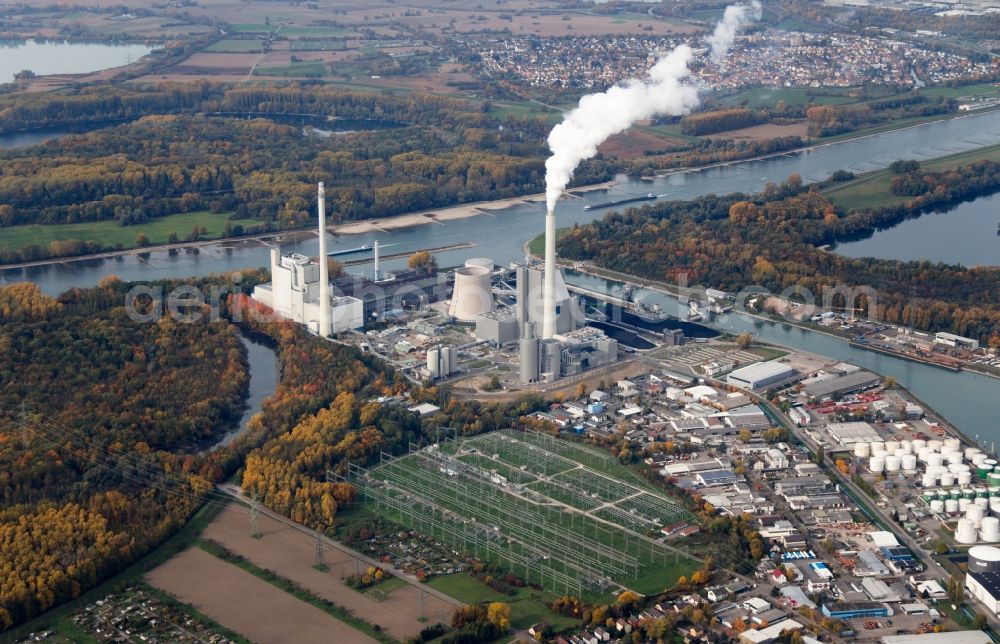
(0, 39, 156, 84)
(836, 192, 1000, 267)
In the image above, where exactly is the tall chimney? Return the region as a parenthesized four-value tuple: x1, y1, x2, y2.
(318, 182, 330, 338)
(373, 239, 380, 281)
(542, 207, 557, 339)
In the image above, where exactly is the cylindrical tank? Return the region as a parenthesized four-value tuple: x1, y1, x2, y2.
(919, 448, 934, 463)
(979, 487, 992, 498)
(957, 518, 978, 544)
(854, 442, 871, 458)
(921, 473, 937, 487)
(977, 497, 990, 509)
(969, 504, 986, 528)
(886, 456, 901, 472)
(427, 348, 440, 379)
(991, 486, 1000, 498)
(442, 346, 456, 376)
(966, 447, 983, 460)
(902, 454, 918, 471)
(930, 499, 945, 513)
(871, 442, 887, 455)
(894, 448, 908, 458)
(980, 521, 1000, 544)
(949, 463, 969, 474)
(899, 440, 912, 454)
(946, 499, 960, 514)
(964, 488, 977, 500)
(990, 498, 1000, 514)
(448, 265, 494, 321)
(870, 456, 886, 474)
(936, 489, 949, 500)
(945, 437, 962, 452)
(960, 498, 972, 512)
(951, 488, 963, 500)
(948, 452, 964, 466)
(912, 439, 927, 451)
(928, 454, 945, 468)
(959, 472, 974, 486)
(974, 454, 989, 467)
(929, 439, 944, 452)
(988, 472, 1000, 487)
(886, 440, 900, 454)
(922, 490, 936, 503)
(941, 474, 955, 487)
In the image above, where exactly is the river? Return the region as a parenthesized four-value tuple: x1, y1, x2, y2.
(2, 109, 999, 442)
(836, 192, 1000, 267)
(0, 39, 156, 84)
(205, 334, 279, 452)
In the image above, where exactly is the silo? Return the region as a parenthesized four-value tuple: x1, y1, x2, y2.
(854, 442, 871, 458)
(869, 456, 886, 474)
(930, 499, 945, 514)
(901, 454, 917, 471)
(519, 337, 539, 384)
(427, 348, 440, 379)
(946, 499, 960, 514)
(981, 521, 1000, 544)
(448, 265, 494, 321)
(443, 346, 457, 376)
(886, 456, 901, 472)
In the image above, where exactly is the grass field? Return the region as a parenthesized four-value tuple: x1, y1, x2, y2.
(206, 39, 266, 52)
(356, 430, 697, 601)
(824, 143, 1000, 211)
(0, 211, 264, 254)
(255, 61, 329, 77)
(427, 574, 581, 631)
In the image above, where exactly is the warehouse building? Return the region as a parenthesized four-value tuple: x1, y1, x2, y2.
(803, 370, 881, 400)
(821, 602, 892, 619)
(727, 361, 798, 390)
(882, 633, 992, 644)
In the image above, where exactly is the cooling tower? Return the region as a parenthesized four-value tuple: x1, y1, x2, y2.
(449, 265, 494, 322)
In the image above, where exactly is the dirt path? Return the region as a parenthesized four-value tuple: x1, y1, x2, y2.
(146, 547, 377, 644)
(203, 504, 456, 638)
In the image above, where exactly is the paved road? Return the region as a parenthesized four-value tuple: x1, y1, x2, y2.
(215, 484, 463, 608)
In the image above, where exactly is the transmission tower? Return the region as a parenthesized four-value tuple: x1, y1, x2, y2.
(314, 533, 325, 568)
(19, 400, 30, 449)
(249, 493, 262, 539)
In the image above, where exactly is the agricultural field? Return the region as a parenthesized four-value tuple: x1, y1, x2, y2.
(0, 211, 264, 256)
(823, 143, 1000, 211)
(352, 429, 698, 601)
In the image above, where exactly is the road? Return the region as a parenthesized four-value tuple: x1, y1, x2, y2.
(215, 484, 463, 609)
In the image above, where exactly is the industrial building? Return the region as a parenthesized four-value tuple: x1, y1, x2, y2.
(802, 370, 881, 400)
(934, 332, 979, 351)
(820, 602, 892, 619)
(966, 545, 1000, 616)
(726, 361, 798, 390)
(882, 633, 992, 644)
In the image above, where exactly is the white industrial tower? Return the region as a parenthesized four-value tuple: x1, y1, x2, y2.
(542, 206, 557, 339)
(317, 182, 331, 338)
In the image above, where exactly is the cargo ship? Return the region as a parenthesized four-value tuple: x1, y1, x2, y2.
(584, 193, 657, 211)
(327, 244, 373, 256)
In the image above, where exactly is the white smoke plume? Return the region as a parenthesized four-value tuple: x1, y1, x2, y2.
(707, 0, 762, 64)
(544, 3, 761, 211)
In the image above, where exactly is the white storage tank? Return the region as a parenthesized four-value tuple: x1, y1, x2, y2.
(871, 442, 887, 454)
(886, 440, 900, 454)
(870, 456, 886, 474)
(901, 454, 918, 471)
(946, 499, 960, 514)
(974, 454, 989, 467)
(990, 498, 1000, 514)
(945, 437, 962, 452)
(886, 455, 902, 472)
(854, 442, 871, 458)
(928, 453, 945, 468)
(967, 447, 983, 460)
(912, 439, 927, 451)
(928, 465, 949, 478)
(941, 473, 955, 487)
(977, 497, 991, 509)
(948, 451, 964, 466)
(894, 448, 908, 458)
(922, 472, 937, 487)
(929, 439, 944, 452)
(960, 498, 972, 512)
(959, 471, 974, 486)
(930, 499, 945, 513)
(957, 518, 978, 544)
(981, 519, 1000, 544)
(969, 505, 986, 528)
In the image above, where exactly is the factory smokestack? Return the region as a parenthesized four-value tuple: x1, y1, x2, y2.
(317, 182, 330, 338)
(542, 207, 557, 339)
(373, 239, 380, 281)
(540, 3, 760, 335)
